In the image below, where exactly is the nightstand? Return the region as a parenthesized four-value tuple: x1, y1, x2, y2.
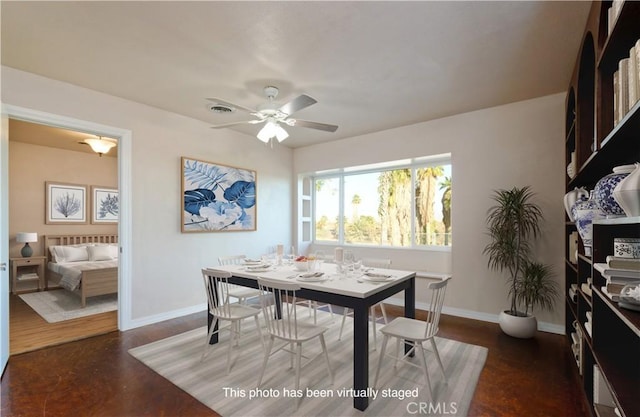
(10, 256, 46, 294)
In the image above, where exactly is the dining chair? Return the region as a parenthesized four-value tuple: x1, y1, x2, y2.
(218, 255, 263, 305)
(295, 252, 333, 324)
(201, 268, 264, 374)
(373, 276, 451, 397)
(256, 277, 334, 408)
(338, 258, 392, 348)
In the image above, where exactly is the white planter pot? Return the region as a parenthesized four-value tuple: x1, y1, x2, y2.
(498, 310, 537, 338)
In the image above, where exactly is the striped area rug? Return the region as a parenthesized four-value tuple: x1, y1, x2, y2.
(129, 308, 487, 417)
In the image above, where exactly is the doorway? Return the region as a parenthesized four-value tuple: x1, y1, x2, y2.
(8, 119, 119, 353)
(0, 105, 132, 364)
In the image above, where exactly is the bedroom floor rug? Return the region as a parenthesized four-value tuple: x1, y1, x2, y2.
(129, 309, 487, 417)
(18, 289, 117, 323)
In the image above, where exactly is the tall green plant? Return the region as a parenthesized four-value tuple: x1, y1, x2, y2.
(483, 186, 543, 316)
(515, 261, 558, 315)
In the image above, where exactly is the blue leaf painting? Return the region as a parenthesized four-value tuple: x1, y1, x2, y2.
(183, 160, 227, 190)
(184, 188, 216, 215)
(223, 181, 256, 209)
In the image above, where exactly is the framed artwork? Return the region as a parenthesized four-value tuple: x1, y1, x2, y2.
(91, 186, 119, 224)
(182, 157, 257, 233)
(45, 182, 88, 224)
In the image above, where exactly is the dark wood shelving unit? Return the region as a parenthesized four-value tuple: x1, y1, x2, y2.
(564, 2, 640, 417)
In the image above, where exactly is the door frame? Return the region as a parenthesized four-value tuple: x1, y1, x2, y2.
(0, 104, 133, 372)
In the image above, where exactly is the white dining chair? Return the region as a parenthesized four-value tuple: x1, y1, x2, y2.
(338, 258, 392, 348)
(294, 253, 333, 324)
(256, 277, 334, 408)
(201, 268, 264, 374)
(373, 276, 451, 397)
(218, 255, 263, 305)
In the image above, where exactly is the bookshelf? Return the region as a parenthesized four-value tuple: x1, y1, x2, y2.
(564, 2, 640, 417)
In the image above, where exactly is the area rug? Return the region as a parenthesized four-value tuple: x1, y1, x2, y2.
(129, 308, 487, 417)
(18, 289, 117, 323)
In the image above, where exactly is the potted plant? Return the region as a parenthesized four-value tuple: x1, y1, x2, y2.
(483, 186, 558, 338)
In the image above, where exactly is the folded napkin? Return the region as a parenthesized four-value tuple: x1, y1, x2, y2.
(364, 272, 391, 278)
(299, 272, 324, 278)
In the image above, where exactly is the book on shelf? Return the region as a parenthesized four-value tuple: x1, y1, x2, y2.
(614, 70, 620, 125)
(606, 255, 640, 271)
(618, 58, 630, 120)
(606, 282, 627, 295)
(569, 232, 578, 264)
(594, 263, 640, 280)
(16, 272, 39, 281)
(601, 286, 620, 302)
(630, 45, 639, 108)
(593, 365, 616, 408)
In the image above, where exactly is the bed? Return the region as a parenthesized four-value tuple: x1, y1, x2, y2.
(44, 234, 118, 307)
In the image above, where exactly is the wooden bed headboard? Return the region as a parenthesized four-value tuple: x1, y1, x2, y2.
(44, 234, 118, 262)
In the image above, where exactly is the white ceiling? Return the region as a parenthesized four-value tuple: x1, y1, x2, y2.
(1, 1, 591, 148)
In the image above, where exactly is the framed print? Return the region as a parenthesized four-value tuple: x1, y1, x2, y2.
(182, 157, 257, 233)
(45, 182, 88, 224)
(91, 186, 119, 224)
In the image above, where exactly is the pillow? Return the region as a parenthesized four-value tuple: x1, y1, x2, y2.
(108, 244, 119, 259)
(88, 245, 114, 261)
(49, 245, 90, 262)
(54, 245, 90, 263)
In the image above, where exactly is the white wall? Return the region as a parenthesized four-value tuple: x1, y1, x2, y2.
(294, 93, 566, 329)
(2, 66, 566, 331)
(2, 66, 293, 322)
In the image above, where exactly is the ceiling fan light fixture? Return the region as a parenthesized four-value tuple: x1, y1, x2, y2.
(257, 120, 289, 143)
(275, 124, 289, 142)
(257, 121, 277, 143)
(84, 136, 116, 156)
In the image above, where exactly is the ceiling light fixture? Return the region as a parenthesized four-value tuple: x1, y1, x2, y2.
(256, 119, 289, 143)
(84, 136, 116, 156)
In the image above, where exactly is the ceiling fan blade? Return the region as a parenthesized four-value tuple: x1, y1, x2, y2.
(206, 97, 257, 114)
(278, 94, 317, 116)
(289, 119, 338, 132)
(210, 119, 264, 129)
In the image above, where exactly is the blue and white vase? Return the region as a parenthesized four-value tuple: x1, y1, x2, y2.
(572, 191, 604, 256)
(565, 187, 588, 222)
(593, 165, 635, 217)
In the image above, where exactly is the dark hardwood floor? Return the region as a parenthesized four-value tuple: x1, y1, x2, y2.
(1, 304, 588, 417)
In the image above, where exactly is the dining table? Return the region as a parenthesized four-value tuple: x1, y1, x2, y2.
(209, 260, 416, 411)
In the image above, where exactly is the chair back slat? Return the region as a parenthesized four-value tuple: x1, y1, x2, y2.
(202, 268, 234, 318)
(218, 255, 247, 266)
(423, 276, 451, 339)
(362, 258, 392, 269)
(258, 278, 302, 340)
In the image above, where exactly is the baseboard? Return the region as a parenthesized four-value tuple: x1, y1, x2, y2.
(126, 303, 206, 330)
(125, 299, 565, 336)
(384, 298, 565, 335)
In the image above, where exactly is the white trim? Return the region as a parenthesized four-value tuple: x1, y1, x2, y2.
(126, 303, 207, 329)
(383, 297, 565, 335)
(1, 104, 134, 331)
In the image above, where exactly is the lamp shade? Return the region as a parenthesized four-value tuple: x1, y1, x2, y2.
(16, 232, 38, 243)
(84, 137, 116, 156)
(16, 232, 37, 257)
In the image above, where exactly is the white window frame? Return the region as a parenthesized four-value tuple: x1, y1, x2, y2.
(311, 154, 452, 250)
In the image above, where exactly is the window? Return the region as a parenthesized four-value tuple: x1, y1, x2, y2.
(313, 155, 452, 248)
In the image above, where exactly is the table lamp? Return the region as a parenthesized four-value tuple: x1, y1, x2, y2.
(16, 232, 38, 257)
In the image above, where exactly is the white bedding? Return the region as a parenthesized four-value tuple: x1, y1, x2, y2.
(48, 260, 118, 291)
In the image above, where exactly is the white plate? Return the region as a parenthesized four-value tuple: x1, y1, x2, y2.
(244, 260, 262, 265)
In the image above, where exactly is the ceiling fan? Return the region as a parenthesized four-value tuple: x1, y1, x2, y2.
(207, 86, 338, 143)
